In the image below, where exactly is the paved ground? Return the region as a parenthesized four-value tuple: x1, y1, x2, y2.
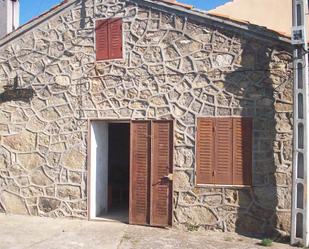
(0, 214, 299, 249)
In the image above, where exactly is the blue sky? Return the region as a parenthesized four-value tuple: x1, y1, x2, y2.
(20, 0, 230, 25)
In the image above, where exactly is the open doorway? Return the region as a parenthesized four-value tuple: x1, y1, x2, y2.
(89, 121, 130, 223)
(107, 123, 130, 221)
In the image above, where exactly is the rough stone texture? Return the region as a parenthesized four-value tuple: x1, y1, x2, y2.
(0, 0, 293, 236)
(0, 191, 28, 215)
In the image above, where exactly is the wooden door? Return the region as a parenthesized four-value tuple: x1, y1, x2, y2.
(129, 121, 151, 225)
(129, 120, 173, 227)
(150, 121, 173, 227)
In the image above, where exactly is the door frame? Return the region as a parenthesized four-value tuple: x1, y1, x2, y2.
(87, 118, 175, 226)
(87, 119, 130, 221)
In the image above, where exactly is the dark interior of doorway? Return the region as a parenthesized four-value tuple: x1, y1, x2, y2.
(107, 123, 130, 222)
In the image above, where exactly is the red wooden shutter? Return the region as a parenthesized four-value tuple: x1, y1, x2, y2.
(108, 18, 123, 59)
(233, 118, 252, 185)
(196, 118, 214, 184)
(96, 20, 109, 60)
(129, 121, 151, 225)
(150, 121, 173, 227)
(214, 118, 233, 185)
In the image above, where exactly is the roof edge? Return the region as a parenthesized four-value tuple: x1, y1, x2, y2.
(0, 0, 292, 49)
(159, 0, 193, 9)
(207, 12, 291, 39)
(208, 0, 234, 13)
(133, 0, 291, 45)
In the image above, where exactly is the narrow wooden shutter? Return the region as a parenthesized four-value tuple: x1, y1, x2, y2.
(233, 118, 252, 185)
(108, 18, 123, 59)
(150, 121, 173, 227)
(129, 121, 151, 225)
(196, 118, 214, 184)
(95, 20, 109, 60)
(214, 118, 233, 185)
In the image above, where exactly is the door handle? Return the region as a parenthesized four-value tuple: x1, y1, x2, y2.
(163, 173, 173, 181)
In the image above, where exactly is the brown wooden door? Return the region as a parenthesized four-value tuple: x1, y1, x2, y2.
(129, 120, 173, 227)
(129, 121, 151, 225)
(150, 121, 173, 227)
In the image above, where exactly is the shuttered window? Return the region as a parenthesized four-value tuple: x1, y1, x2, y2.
(196, 117, 252, 186)
(95, 18, 123, 61)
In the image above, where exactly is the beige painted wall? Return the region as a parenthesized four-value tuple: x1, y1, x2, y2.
(209, 0, 309, 38)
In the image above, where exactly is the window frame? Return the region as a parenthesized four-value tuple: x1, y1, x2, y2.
(95, 17, 125, 62)
(194, 116, 253, 188)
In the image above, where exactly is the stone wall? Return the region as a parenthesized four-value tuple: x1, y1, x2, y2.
(0, 0, 293, 236)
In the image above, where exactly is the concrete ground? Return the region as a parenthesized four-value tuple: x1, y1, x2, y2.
(0, 214, 299, 249)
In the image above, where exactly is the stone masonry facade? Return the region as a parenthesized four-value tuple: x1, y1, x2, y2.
(0, 0, 293, 236)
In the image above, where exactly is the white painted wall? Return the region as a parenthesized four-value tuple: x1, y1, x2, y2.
(0, 0, 20, 39)
(90, 121, 109, 219)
